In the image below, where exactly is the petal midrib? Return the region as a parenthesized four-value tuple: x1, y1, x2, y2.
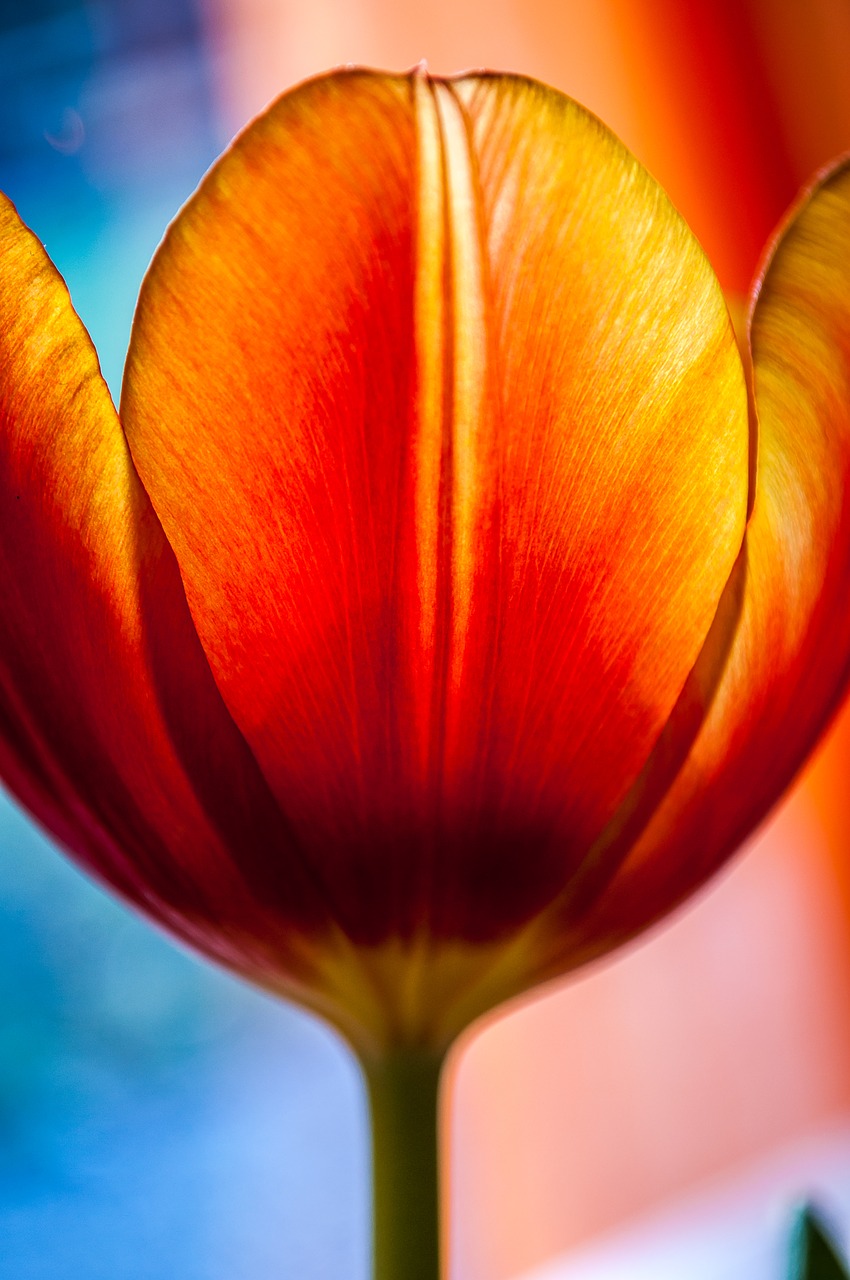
(411, 76, 495, 795)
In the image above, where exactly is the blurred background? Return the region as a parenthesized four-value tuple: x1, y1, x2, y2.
(2, 1, 850, 1277)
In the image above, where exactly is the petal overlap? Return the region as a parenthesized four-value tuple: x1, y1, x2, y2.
(0, 196, 338, 1003)
(554, 156, 850, 973)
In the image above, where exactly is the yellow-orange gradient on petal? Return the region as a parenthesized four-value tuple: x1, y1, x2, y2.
(122, 70, 746, 1006)
(563, 158, 850, 967)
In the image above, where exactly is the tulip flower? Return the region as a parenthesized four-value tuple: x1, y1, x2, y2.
(2, 66, 850, 1279)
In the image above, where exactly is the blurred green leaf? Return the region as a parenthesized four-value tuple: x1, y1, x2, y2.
(789, 1204, 850, 1279)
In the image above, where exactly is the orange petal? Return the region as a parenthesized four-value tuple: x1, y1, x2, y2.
(0, 195, 332, 991)
(559, 156, 850, 970)
(122, 69, 748, 945)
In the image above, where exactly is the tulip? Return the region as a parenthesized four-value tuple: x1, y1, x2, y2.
(1, 66, 850, 1279)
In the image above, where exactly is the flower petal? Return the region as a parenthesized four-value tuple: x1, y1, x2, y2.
(557, 156, 850, 971)
(0, 195, 333, 994)
(122, 69, 748, 945)
(438, 73, 748, 935)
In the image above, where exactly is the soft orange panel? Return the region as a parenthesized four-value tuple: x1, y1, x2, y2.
(562, 158, 850, 967)
(0, 196, 328, 990)
(122, 69, 748, 946)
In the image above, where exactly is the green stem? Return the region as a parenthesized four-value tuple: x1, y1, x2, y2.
(364, 1048, 446, 1280)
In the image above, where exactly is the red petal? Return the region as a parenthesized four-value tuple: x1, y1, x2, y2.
(122, 69, 748, 948)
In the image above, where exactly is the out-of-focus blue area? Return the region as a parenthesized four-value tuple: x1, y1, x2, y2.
(0, 3, 367, 1275)
(2, 0, 220, 387)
